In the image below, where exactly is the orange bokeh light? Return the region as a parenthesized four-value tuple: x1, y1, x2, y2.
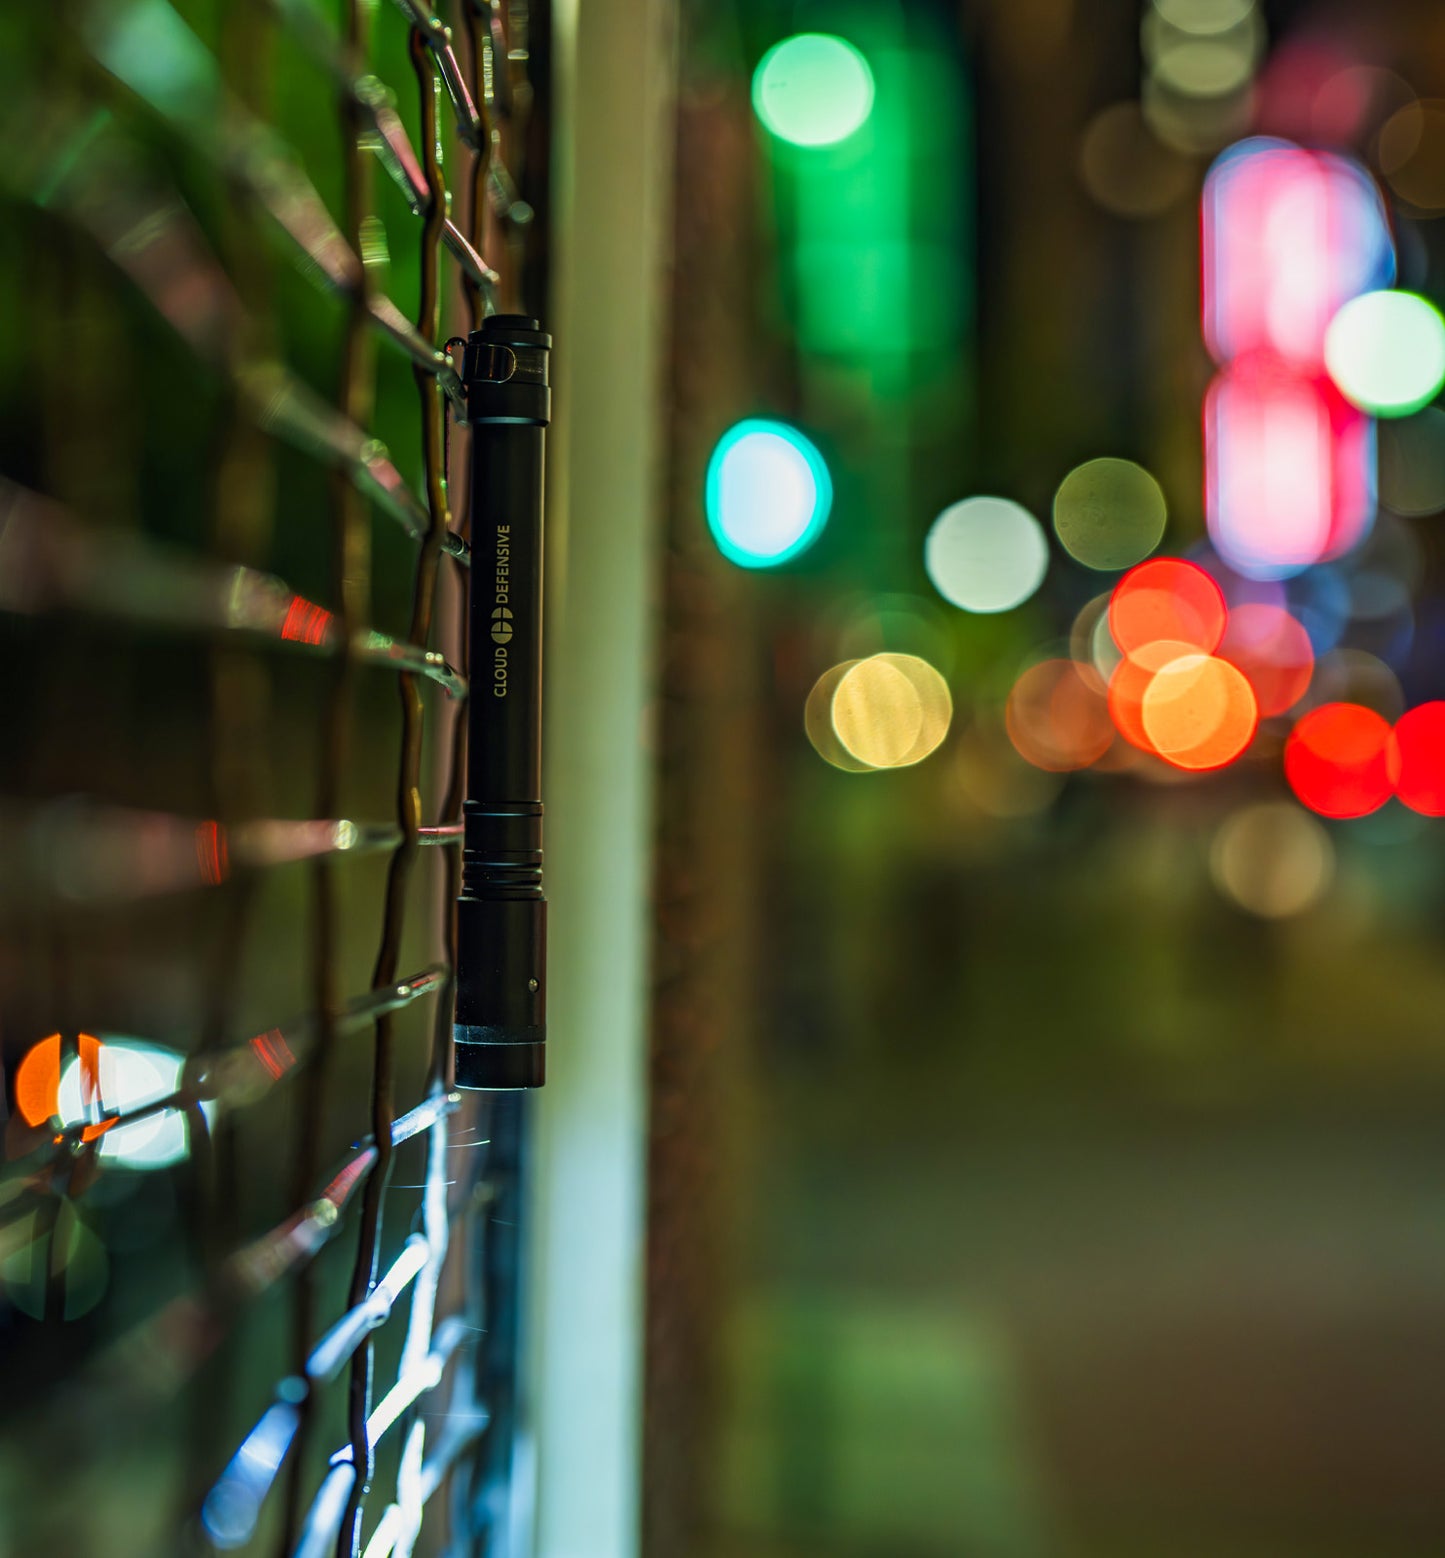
(1141, 655, 1259, 770)
(1393, 702, 1445, 816)
(1108, 559, 1227, 660)
(1218, 603, 1315, 717)
(1005, 659, 1114, 771)
(1107, 639, 1197, 753)
(1285, 702, 1398, 818)
(15, 1033, 104, 1131)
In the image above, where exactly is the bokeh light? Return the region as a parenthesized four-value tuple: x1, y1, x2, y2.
(52, 1038, 193, 1169)
(705, 419, 832, 567)
(1140, 654, 1258, 769)
(1070, 593, 1123, 685)
(1310, 66, 1415, 147)
(16, 1032, 103, 1131)
(1108, 639, 1198, 753)
(752, 34, 875, 148)
(0, 1198, 108, 1322)
(1393, 702, 1445, 816)
(1144, 6, 1263, 100)
(1005, 659, 1114, 772)
(1378, 100, 1445, 215)
(805, 659, 872, 772)
(1052, 458, 1167, 571)
(1378, 409, 1445, 516)
(833, 593, 955, 674)
(1079, 102, 1193, 218)
(1285, 565, 1351, 652)
(1308, 648, 1405, 722)
(1152, 0, 1257, 38)
(1210, 802, 1335, 917)
(1203, 139, 1394, 367)
(819, 654, 952, 771)
(850, 654, 952, 768)
(1324, 291, 1445, 417)
(833, 658, 921, 769)
(1144, 75, 1251, 155)
(1285, 702, 1398, 817)
(1108, 558, 1226, 657)
(1205, 359, 1374, 576)
(924, 497, 1049, 614)
(1217, 603, 1314, 716)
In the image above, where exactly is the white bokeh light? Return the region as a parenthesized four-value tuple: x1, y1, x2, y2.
(705, 420, 832, 568)
(57, 1039, 197, 1169)
(924, 497, 1049, 613)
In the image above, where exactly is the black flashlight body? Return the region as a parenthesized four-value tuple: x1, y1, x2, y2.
(453, 315, 550, 1090)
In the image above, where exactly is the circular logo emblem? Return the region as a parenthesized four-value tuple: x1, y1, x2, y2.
(491, 606, 514, 645)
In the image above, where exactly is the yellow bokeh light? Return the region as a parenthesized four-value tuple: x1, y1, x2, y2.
(828, 653, 953, 771)
(804, 660, 874, 772)
(833, 658, 922, 767)
(1210, 802, 1335, 918)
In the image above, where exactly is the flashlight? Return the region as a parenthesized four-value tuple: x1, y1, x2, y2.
(453, 314, 550, 1090)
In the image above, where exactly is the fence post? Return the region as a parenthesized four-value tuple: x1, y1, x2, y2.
(527, 0, 676, 1554)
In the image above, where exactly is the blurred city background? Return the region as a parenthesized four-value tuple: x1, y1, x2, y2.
(658, 3, 1445, 1557)
(5, 0, 1445, 1556)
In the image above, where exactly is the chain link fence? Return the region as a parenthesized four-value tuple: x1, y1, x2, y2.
(0, 2, 547, 1553)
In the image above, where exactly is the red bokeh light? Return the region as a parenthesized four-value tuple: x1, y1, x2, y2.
(1393, 702, 1445, 817)
(1109, 560, 1227, 660)
(1218, 603, 1315, 717)
(1285, 702, 1398, 818)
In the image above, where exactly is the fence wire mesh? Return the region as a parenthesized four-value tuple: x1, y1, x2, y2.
(0, 2, 544, 1554)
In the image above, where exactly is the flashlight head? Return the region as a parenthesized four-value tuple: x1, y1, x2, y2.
(464, 315, 551, 425)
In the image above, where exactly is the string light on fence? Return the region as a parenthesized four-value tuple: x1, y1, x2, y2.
(924, 497, 1049, 614)
(705, 419, 832, 568)
(752, 34, 875, 147)
(1324, 291, 1445, 417)
(55, 1038, 196, 1169)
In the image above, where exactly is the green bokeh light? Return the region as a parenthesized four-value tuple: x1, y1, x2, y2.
(752, 34, 875, 148)
(1324, 290, 1445, 417)
(1052, 457, 1168, 571)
